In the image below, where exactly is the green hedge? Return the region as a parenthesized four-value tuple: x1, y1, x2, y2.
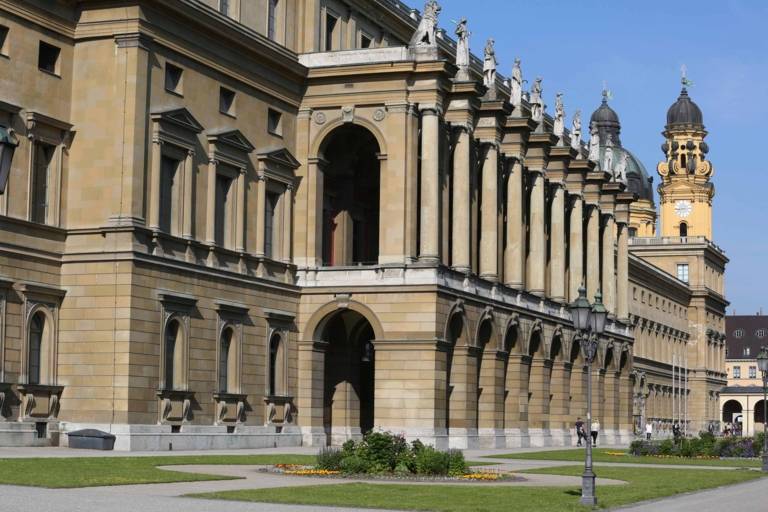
(316, 431, 468, 476)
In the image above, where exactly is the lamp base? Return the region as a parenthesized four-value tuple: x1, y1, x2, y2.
(580, 471, 597, 506)
(762, 453, 768, 472)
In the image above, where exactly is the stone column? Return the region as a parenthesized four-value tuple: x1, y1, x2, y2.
(480, 143, 499, 281)
(616, 222, 629, 321)
(297, 340, 328, 446)
(602, 214, 616, 314)
(504, 354, 531, 446)
(182, 149, 195, 239)
(255, 174, 267, 257)
(527, 171, 546, 297)
(504, 159, 525, 289)
(282, 184, 293, 263)
(549, 184, 566, 302)
(586, 205, 601, 301)
(419, 108, 440, 262)
(451, 125, 471, 272)
(205, 158, 218, 244)
(568, 195, 584, 301)
(149, 139, 163, 231)
(305, 158, 326, 266)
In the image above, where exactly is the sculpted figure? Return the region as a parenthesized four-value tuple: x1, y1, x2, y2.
(614, 151, 629, 183)
(483, 38, 497, 90)
(603, 135, 614, 174)
(588, 122, 600, 163)
(410, 0, 441, 47)
(511, 57, 524, 107)
(454, 18, 470, 79)
(530, 77, 544, 122)
(571, 109, 582, 152)
(553, 92, 565, 141)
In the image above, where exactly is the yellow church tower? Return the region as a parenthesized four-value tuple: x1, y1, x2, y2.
(657, 76, 714, 239)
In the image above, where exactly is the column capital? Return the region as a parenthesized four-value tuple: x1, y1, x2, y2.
(420, 105, 442, 117)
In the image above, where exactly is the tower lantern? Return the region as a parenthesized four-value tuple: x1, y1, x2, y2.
(657, 71, 714, 239)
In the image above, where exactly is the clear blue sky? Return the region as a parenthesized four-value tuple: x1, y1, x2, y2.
(434, 0, 768, 315)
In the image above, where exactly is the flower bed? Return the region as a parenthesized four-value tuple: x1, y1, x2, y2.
(630, 431, 765, 459)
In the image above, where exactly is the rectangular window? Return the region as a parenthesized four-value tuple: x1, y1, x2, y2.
(38, 41, 60, 75)
(0, 25, 9, 57)
(219, 87, 235, 116)
(164, 62, 183, 95)
(324, 13, 338, 51)
(267, 0, 278, 41)
(31, 142, 54, 224)
(219, 0, 229, 15)
(267, 109, 283, 136)
(264, 191, 279, 258)
(733, 366, 741, 379)
(749, 366, 757, 379)
(214, 173, 234, 247)
(676, 263, 689, 283)
(159, 155, 181, 235)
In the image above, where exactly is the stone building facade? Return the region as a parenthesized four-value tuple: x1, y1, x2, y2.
(0, 0, 724, 450)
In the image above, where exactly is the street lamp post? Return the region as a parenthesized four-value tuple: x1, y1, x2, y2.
(756, 346, 768, 472)
(569, 286, 607, 507)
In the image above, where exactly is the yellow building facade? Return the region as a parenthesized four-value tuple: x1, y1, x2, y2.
(0, 0, 725, 450)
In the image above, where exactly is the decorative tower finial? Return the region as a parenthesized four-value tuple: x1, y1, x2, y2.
(680, 64, 694, 89)
(601, 81, 613, 103)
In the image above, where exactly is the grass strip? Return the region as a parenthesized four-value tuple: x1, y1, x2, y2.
(0, 454, 315, 488)
(189, 465, 764, 512)
(487, 448, 760, 468)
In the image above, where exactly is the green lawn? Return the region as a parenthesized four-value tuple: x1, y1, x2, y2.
(0, 454, 315, 488)
(190, 465, 765, 512)
(488, 448, 761, 468)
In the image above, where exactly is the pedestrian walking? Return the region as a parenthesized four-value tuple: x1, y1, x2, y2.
(590, 418, 600, 447)
(645, 421, 653, 441)
(575, 417, 586, 446)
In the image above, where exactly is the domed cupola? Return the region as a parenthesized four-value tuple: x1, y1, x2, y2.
(590, 89, 621, 146)
(665, 86, 704, 131)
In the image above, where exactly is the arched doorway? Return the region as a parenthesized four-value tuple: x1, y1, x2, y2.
(318, 309, 376, 443)
(320, 124, 381, 266)
(754, 400, 766, 427)
(722, 399, 742, 423)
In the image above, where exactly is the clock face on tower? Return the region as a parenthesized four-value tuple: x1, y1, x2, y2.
(674, 200, 692, 218)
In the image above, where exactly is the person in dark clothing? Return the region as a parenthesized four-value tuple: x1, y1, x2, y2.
(575, 417, 586, 447)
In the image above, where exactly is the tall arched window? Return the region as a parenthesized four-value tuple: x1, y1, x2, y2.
(28, 312, 45, 385)
(164, 319, 182, 390)
(679, 222, 688, 237)
(219, 327, 238, 393)
(268, 332, 285, 395)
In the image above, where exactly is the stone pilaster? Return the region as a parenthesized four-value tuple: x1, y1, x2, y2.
(504, 158, 525, 289)
(419, 107, 441, 262)
(451, 124, 472, 272)
(479, 142, 499, 281)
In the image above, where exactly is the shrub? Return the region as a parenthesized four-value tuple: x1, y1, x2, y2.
(316, 447, 343, 471)
(753, 432, 765, 456)
(340, 454, 371, 474)
(446, 449, 468, 477)
(415, 446, 450, 475)
(659, 439, 675, 455)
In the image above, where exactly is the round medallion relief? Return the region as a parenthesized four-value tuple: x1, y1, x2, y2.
(313, 111, 327, 125)
(373, 108, 386, 122)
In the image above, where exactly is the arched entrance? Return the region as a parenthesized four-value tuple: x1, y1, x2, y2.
(319, 124, 381, 266)
(754, 399, 766, 427)
(318, 309, 376, 444)
(722, 399, 743, 423)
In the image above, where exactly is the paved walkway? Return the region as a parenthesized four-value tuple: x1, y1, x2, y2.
(614, 477, 768, 512)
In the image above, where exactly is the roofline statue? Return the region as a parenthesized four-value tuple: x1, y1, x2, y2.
(511, 57, 525, 109)
(554, 92, 565, 144)
(483, 38, 497, 98)
(530, 77, 544, 125)
(410, 1, 442, 48)
(588, 121, 600, 163)
(571, 109, 582, 155)
(454, 17, 470, 81)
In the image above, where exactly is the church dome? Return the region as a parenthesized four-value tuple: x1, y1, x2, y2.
(666, 87, 704, 130)
(590, 91, 621, 145)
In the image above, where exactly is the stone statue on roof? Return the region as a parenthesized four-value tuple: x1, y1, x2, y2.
(454, 17, 470, 80)
(588, 122, 600, 163)
(571, 109, 582, 153)
(530, 77, 544, 123)
(511, 57, 524, 108)
(410, 0, 441, 47)
(483, 38, 497, 93)
(603, 134, 614, 174)
(614, 151, 629, 184)
(553, 92, 565, 143)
